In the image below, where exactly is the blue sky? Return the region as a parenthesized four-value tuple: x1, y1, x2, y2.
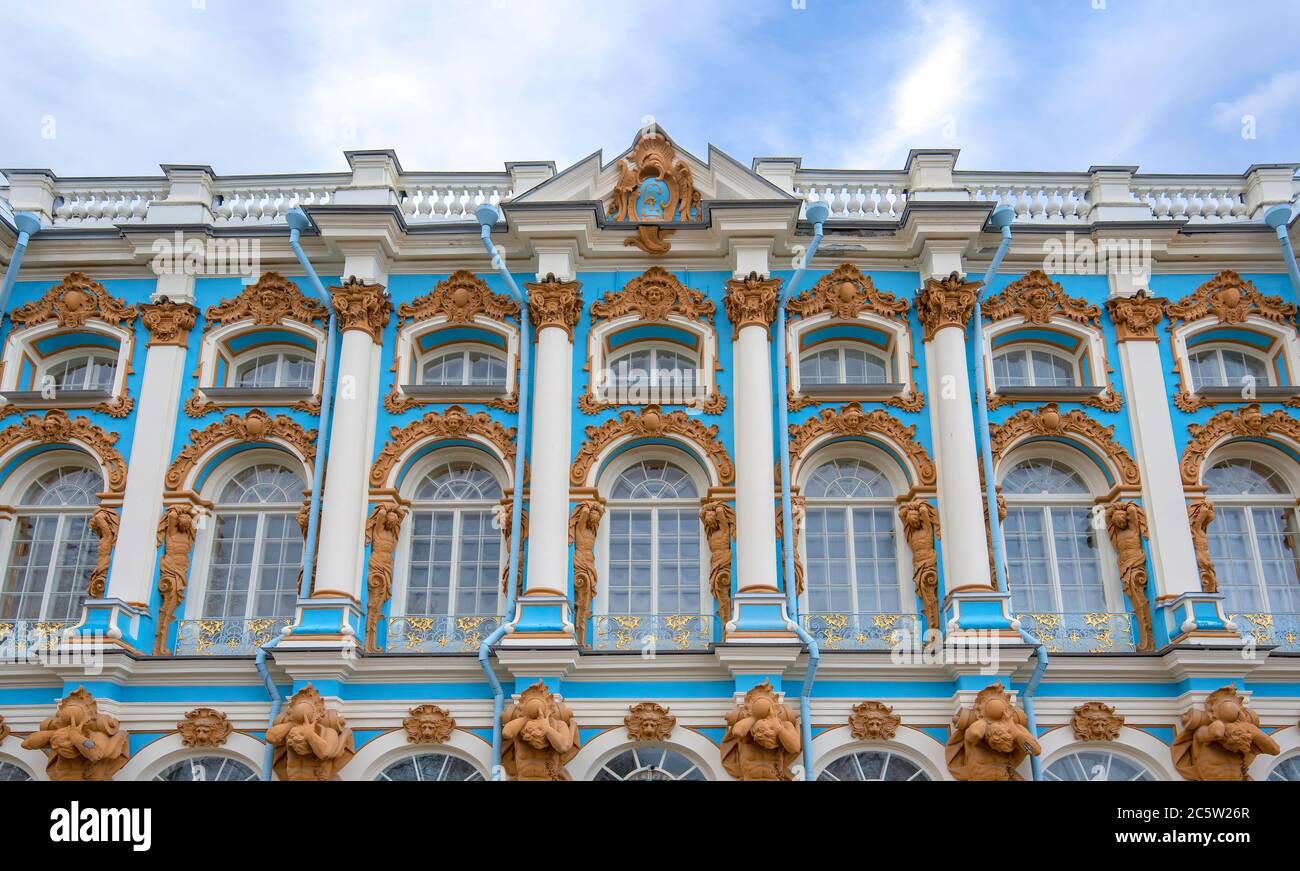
(3, 0, 1299, 177)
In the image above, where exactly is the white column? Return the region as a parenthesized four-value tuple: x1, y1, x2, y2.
(106, 275, 197, 607)
(525, 318, 575, 595)
(733, 320, 779, 592)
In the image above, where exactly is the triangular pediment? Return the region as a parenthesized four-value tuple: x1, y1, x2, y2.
(513, 124, 794, 218)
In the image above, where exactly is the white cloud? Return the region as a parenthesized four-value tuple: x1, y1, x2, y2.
(1212, 70, 1300, 134)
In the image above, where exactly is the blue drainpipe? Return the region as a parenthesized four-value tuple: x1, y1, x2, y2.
(253, 636, 283, 781)
(474, 203, 531, 780)
(285, 208, 340, 604)
(775, 200, 829, 780)
(1264, 204, 1300, 302)
(971, 203, 1046, 780)
(0, 212, 42, 317)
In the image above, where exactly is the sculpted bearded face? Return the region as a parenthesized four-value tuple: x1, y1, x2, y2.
(416, 717, 442, 743)
(856, 711, 893, 741)
(627, 713, 661, 742)
(1080, 711, 1115, 741)
(191, 716, 217, 743)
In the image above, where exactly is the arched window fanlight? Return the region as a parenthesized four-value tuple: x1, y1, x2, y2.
(0, 760, 33, 781)
(1044, 749, 1156, 781)
(44, 353, 117, 392)
(799, 344, 891, 387)
(817, 749, 931, 781)
(592, 747, 706, 781)
(374, 752, 485, 781)
(1268, 756, 1300, 781)
(153, 756, 258, 781)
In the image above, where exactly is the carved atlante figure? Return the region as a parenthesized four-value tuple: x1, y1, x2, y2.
(154, 504, 200, 654)
(946, 683, 1040, 781)
(363, 501, 407, 653)
(1104, 501, 1154, 652)
(86, 505, 119, 598)
(265, 685, 355, 781)
(721, 680, 802, 781)
(1187, 499, 1218, 593)
(1171, 686, 1279, 781)
(22, 687, 130, 781)
(701, 499, 736, 620)
(500, 681, 580, 781)
(898, 499, 940, 634)
(568, 500, 604, 647)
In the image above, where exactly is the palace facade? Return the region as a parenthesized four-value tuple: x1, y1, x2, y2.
(0, 128, 1298, 781)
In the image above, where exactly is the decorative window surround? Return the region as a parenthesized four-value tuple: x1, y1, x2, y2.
(0, 273, 137, 419)
(579, 267, 721, 414)
(386, 271, 521, 413)
(980, 271, 1120, 412)
(1164, 271, 1300, 412)
(184, 273, 328, 417)
(784, 264, 921, 412)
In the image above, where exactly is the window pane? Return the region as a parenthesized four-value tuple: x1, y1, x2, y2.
(993, 349, 1029, 387)
(1030, 350, 1074, 387)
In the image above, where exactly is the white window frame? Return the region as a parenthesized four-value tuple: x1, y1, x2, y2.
(594, 449, 709, 618)
(182, 450, 309, 622)
(998, 447, 1121, 615)
(785, 310, 913, 402)
(191, 317, 325, 408)
(795, 446, 910, 616)
(415, 342, 510, 389)
(0, 319, 133, 408)
(228, 345, 317, 390)
(797, 341, 893, 387)
(587, 314, 716, 407)
(391, 316, 519, 405)
(982, 317, 1105, 401)
(1185, 343, 1274, 391)
(1171, 315, 1300, 403)
(390, 448, 507, 619)
(601, 341, 702, 400)
(991, 344, 1081, 389)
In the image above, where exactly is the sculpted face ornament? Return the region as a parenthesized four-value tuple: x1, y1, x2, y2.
(848, 701, 901, 741)
(178, 707, 233, 748)
(1171, 687, 1279, 781)
(625, 702, 676, 742)
(403, 704, 456, 745)
(1071, 701, 1124, 742)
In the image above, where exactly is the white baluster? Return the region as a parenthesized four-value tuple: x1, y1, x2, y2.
(54, 194, 73, 223)
(1215, 189, 1233, 221)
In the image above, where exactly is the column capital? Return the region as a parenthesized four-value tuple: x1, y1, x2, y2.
(723, 271, 780, 339)
(138, 297, 200, 348)
(1105, 289, 1165, 342)
(330, 276, 391, 344)
(915, 271, 981, 341)
(525, 273, 583, 339)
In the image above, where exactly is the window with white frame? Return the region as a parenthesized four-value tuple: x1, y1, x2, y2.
(1269, 755, 1300, 781)
(992, 346, 1078, 389)
(0, 464, 101, 622)
(417, 345, 508, 388)
(604, 460, 702, 616)
(404, 462, 503, 617)
(374, 752, 485, 781)
(799, 344, 891, 386)
(1203, 458, 1300, 614)
(802, 458, 900, 614)
(203, 464, 306, 620)
(592, 747, 707, 781)
(604, 344, 700, 396)
(154, 756, 258, 781)
(0, 760, 33, 781)
(230, 348, 314, 389)
(1045, 749, 1156, 781)
(817, 749, 932, 781)
(1001, 458, 1105, 614)
(1187, 346, 1272, 391)
(42, 352, 117, 392)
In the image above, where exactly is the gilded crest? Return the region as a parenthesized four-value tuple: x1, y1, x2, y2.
(609, 129, 701, 223)
(590, 267, 714, 324)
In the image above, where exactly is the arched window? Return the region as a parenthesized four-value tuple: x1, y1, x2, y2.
(1268, 755, 1300, 781)
(1044, 749, 1156, 781)
(203, 464, 306, 620)
(374, 752, 485, 781)
(1187, 346, 1272, 390)
(0, 760, 33, 781)
(992, 346, 1077, 389)
(0, 465, 101, 622)
(405, 462, 503, 617)
(605, 460, 701, 616)
(604, 344, 700, 401)
(817, 749, 931, 781)
(803, 458, 899, 613)
(1001, 458, 1104, 613)
(43, 352, 117, 392)
(231, 349, 314, 389)
(592, 747, 706, 781)
(153, 756, 258, 781)
(418, 345, 508, 388)
(1204, 458, 1300, 614)
(799, 344, 890, 386)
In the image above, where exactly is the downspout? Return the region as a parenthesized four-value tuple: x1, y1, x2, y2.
(474, 203, 531, 779)
(776, 201, 829, 780)
(285, 208, 340, 603)
(1264, 204, 1300, 301)
(0, 212, 42, 317)
(253, 636, 283, 781)
(971, 204, 1046, 780)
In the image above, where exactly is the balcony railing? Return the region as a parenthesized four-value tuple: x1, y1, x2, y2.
(801, 612, 918, 651)
(0, 620, 76, 657)
(386, 614, 502, 653)
(173, 617, 292, 656)
(1015, 612, 1136, 653)
(590, 614, 713, 652)
(1230, 613, 1300, 652)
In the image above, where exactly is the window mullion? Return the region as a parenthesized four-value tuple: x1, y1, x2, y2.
(650, 509, 659, 615)
(249, 513, 268, 620)
(449, 509, 463, 616)
(1041, 506, 1064, 612)
(845, 505, 859, 614)
(38, 515, 63, 621)
(1242, 508, 1270, 610)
